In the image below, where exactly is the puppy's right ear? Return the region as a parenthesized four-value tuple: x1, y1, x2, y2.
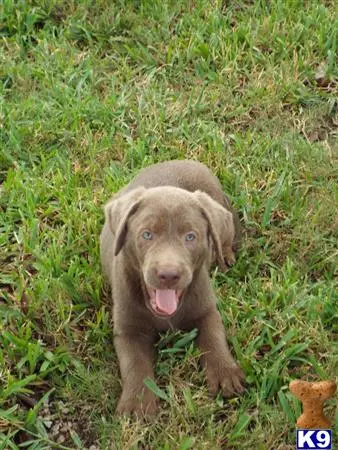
(193, 190, 236, 270)
(104, 187, 146, 256)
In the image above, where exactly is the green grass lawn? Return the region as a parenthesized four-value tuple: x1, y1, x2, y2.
(1, 0, 337, 448)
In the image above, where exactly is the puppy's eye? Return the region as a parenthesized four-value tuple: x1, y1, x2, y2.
(185, 232, 196, 242)
(142, 230, 153, 240)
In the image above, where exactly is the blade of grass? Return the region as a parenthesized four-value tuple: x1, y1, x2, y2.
(143, 377, 169, 402)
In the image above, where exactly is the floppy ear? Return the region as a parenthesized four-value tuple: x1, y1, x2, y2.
(194, 190, 236, 270)
(104, 187, 146, 256)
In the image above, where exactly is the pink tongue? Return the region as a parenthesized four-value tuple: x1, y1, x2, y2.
(155, 289, 178, 315)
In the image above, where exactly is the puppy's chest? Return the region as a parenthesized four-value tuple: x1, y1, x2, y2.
(151, 306, 198, 333)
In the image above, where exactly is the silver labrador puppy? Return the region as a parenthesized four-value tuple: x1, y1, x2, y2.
(100, 160, 245, 416)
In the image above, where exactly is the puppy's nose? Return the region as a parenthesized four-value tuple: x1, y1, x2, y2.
(157, 267, 181, 282)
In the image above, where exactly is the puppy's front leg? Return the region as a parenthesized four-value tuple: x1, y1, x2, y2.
(114, 333, 158, 416)
(195, 308, 245, 397)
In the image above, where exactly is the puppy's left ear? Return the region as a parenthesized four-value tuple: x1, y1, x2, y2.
(104, 187, 146, 256)
(194, 190, 236, 270)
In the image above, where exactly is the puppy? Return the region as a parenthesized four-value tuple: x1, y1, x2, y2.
(100, 160, 245, 415)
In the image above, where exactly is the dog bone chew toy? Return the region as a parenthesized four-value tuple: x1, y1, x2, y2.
(289, 379, 337, 429)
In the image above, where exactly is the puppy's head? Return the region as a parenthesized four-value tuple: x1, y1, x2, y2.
(105, 186, 234, 318)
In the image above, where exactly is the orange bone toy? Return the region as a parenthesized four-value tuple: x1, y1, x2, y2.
(289, 380, 337, 429)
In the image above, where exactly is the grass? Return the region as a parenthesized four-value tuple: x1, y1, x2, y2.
(0, 0, 337, 448)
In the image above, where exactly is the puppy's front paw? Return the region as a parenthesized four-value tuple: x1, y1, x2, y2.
(205, 362, 245, 398)
(116, 389, 159, 417)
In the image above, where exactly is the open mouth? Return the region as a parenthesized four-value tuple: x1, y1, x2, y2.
(146, 286, 183, 317)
